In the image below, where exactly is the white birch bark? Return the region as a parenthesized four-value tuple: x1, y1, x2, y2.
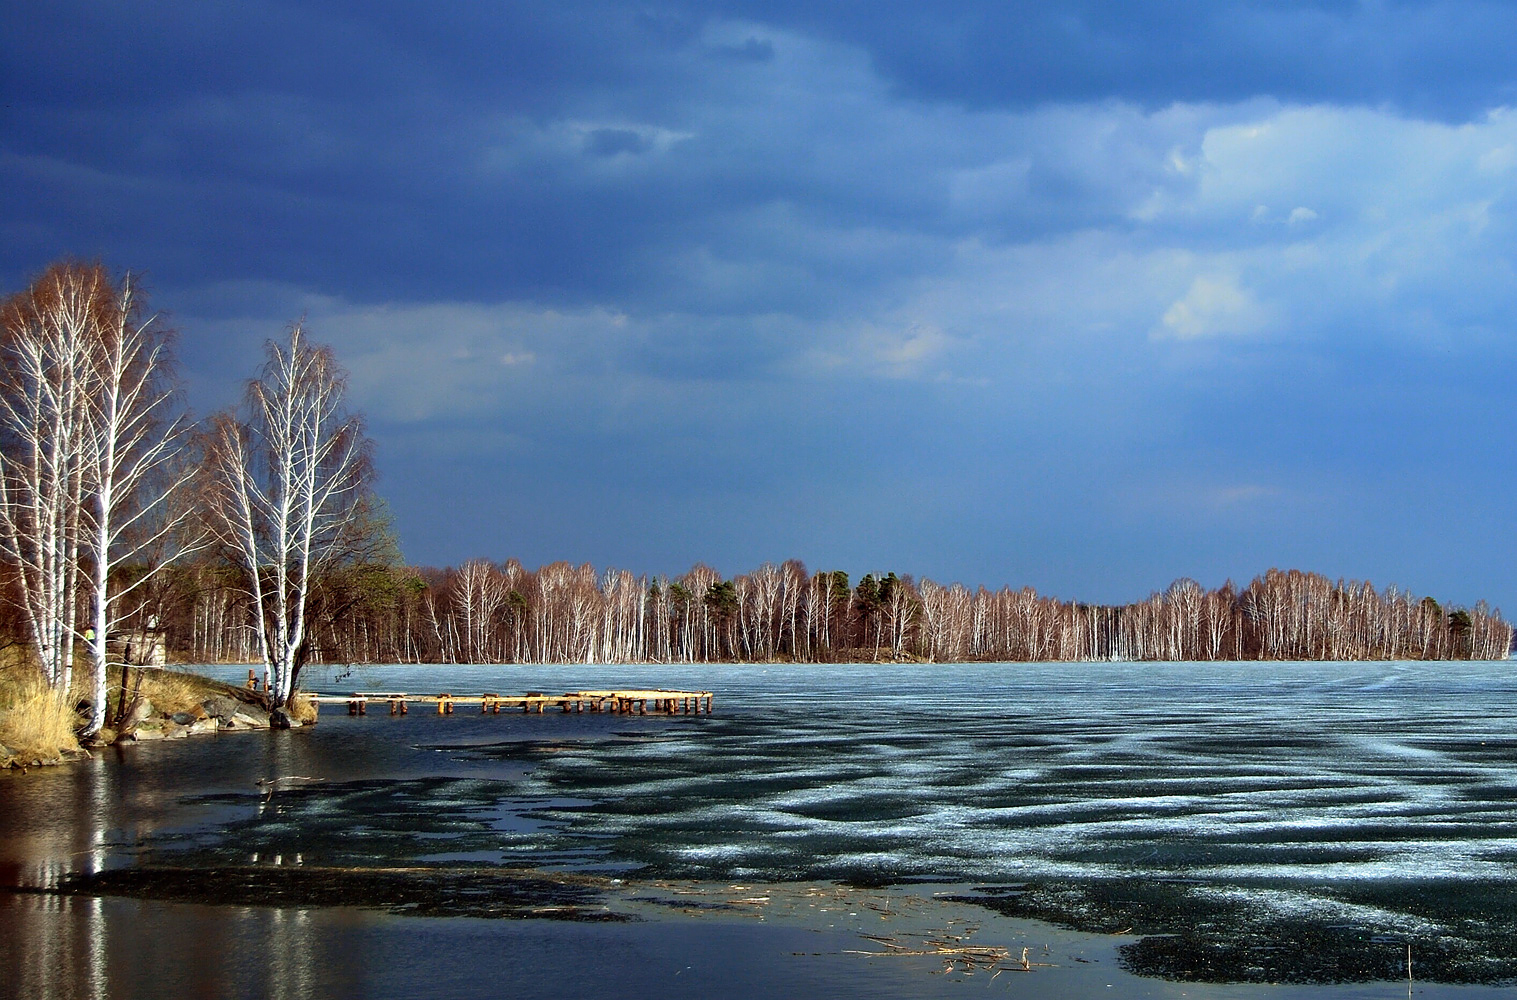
(205, 325, 371, 710)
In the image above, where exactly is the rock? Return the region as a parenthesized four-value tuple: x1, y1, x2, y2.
(189, 717, 218, 735)
(133, 726, 163, 741)
(170, 711, 197, 726)
(165, 724, 189, 739)
(201, 696, 241, 720)
(123, 698, 155, 729)
(269, 709, 301, 730)
(232, 704, 271, 728)
(97, 728, 116, 745)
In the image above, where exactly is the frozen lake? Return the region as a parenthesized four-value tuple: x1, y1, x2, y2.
(5, 659, 1517, 995)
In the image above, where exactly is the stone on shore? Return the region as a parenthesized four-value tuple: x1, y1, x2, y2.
(123, 698, 155, 729)
(232, 705, 271, 728)
(201, 696, 242, 721)
(269, 709, 302, 730)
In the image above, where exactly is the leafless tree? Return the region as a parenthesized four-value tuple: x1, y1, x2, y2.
(0, 264, 97, 693)
(203, 324, 374, 712)
(76, 273, 202, 737)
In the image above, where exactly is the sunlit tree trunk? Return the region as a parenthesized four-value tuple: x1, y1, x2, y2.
(205, 325, 374, 711)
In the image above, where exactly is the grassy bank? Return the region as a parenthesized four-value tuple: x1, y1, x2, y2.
(0, 652, 317, 770)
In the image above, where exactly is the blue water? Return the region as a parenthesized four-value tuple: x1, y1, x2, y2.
(207, 660, 1517, 892)
(7, 659, 1517, 994)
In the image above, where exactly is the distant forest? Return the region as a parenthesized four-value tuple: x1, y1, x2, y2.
(159, 560, 1510, 665)
(2, 260, 1509, 677)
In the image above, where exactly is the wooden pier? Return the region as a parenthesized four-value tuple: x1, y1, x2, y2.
(312, 689, 714, 718)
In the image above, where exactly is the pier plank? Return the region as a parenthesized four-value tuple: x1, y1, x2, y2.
(312, 688, 714, 716)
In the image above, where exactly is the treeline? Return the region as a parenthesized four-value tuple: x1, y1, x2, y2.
(2, 260, 1510, 678)
(144, 559, 1511, 665)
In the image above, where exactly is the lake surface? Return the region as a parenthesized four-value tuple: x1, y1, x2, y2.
(4, 660, 1517, 998)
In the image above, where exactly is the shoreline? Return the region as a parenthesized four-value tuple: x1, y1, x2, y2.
(3, 875, 1155, 1000)
(0, 666, 317, 772)
(2, 870, 1158, 993)
(13, 869, 1512, 997)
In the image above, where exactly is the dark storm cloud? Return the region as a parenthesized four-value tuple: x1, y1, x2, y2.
(722, 1, 1517, 116)
(5, 2, 1517, 609)
(8, 1, 1517, 305)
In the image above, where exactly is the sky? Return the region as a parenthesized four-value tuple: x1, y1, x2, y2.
(3, 2, 1517, 610)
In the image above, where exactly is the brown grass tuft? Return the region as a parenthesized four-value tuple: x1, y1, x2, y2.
(288, 690, 319, 725)
(0, 667, 82, 762)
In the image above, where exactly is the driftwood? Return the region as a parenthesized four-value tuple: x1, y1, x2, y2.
(845, 936, 1058, 975)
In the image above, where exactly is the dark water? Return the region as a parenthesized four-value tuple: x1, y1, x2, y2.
(5, 660, 1517, 997)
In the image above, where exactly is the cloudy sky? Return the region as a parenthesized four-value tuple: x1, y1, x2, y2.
(4, 2, 1517, 609)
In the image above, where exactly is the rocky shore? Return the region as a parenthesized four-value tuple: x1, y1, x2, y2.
(0, 668, 315, 771)
(102, 691, 309, 745)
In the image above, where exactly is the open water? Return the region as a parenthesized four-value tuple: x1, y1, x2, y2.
(4, 660, 1517, 998)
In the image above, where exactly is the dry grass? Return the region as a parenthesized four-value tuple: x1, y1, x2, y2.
(130, 667, 230, 715)
(288, 690, 319, 724)
(0, 665, 82, 762)
(0, 651, 318, 763)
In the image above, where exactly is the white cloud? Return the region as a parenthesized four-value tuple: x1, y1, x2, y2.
(860, 322, 952, 377)
(1158, 274, 1270, 340)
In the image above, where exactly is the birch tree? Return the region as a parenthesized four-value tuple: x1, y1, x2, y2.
(204, 324, 373, 713)
(78, 272, 201, 738)
(0, 263, 98, 693)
